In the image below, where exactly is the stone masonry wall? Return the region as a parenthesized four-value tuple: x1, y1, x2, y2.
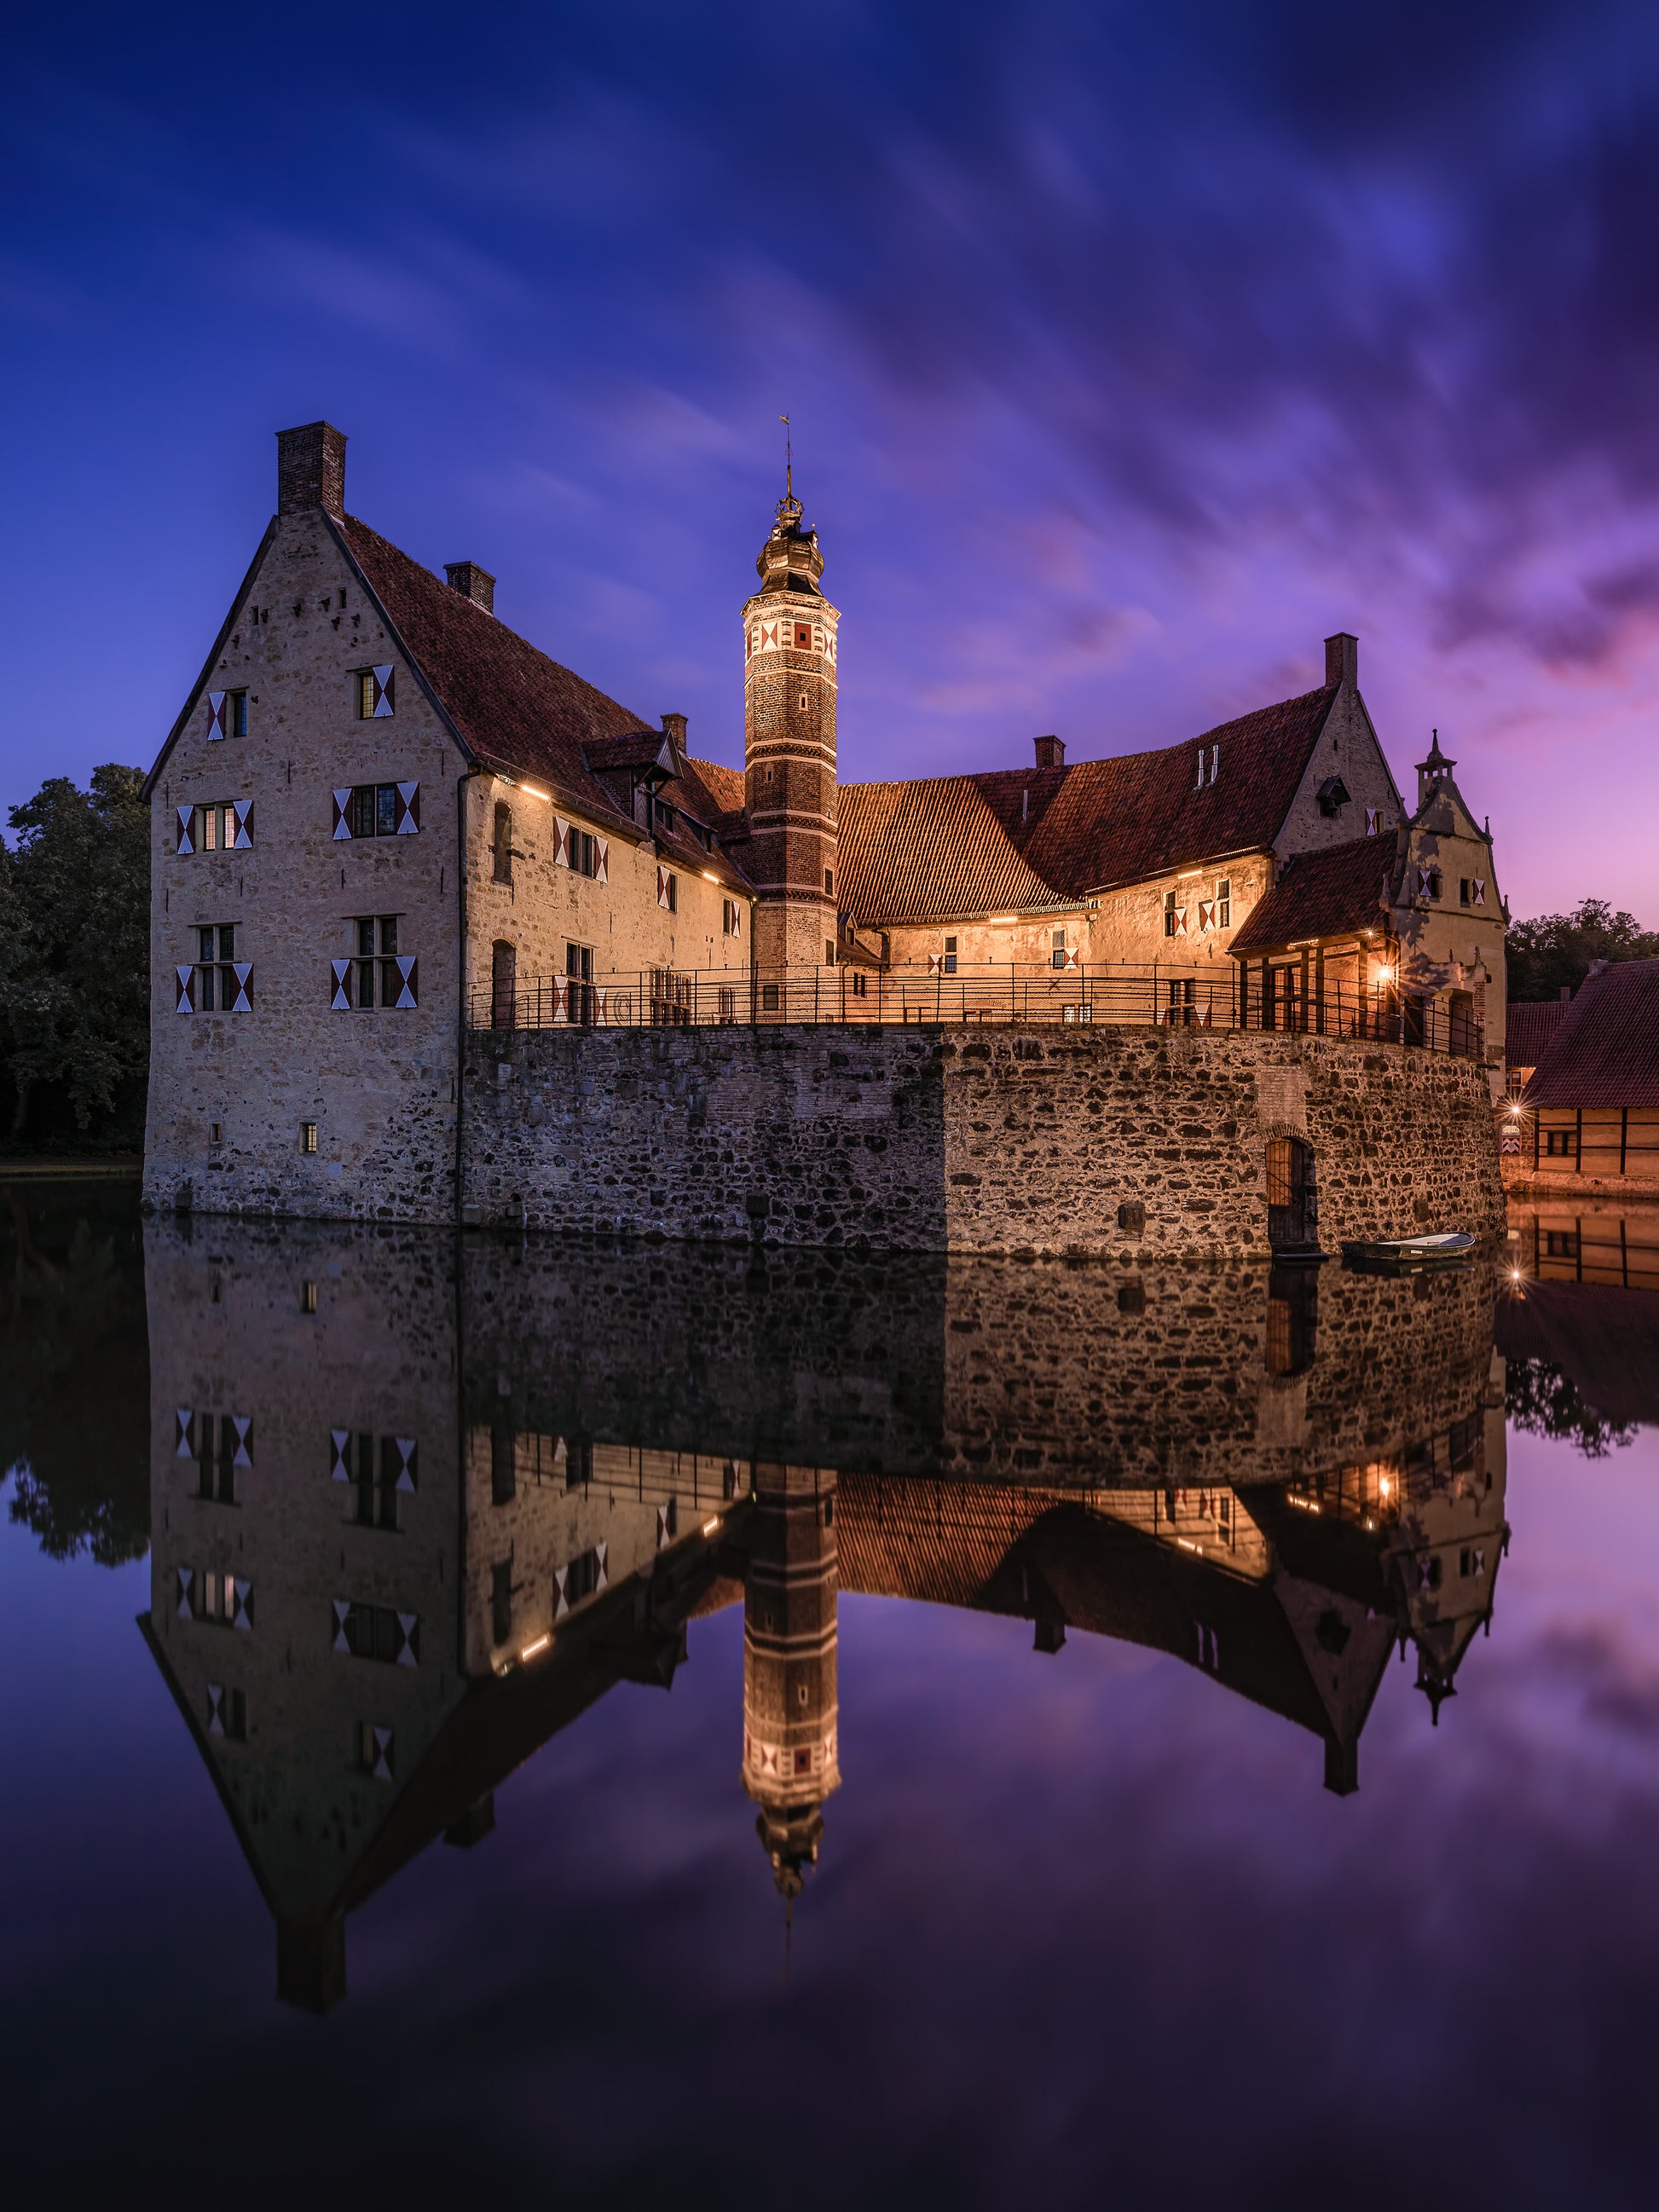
(463, 1022, 1504, 1255)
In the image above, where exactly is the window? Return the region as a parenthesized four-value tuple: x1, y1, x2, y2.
(1166, 978, 1195, 1025)
(1546, 1228, 1579, 1256)
(356, 667, 395, 718)
(355, 1723, 394, 1781)
(656, 865, 678, 912)
(564, 943, 595, 1024)
(824, 868, 835, 896)
(1459, 1546, 1487, 1580)
(338, 916, 415, 1010)
(301, 1123, 318, 1153)
(654, 798, 677, 838)
(1544, 1129, 1577, 1158)
(332, 1599, 418, 1666)
(556, 1545, 604, 1614)
(209, 1121, 223, 1146)
(207, 1684, 247, 1741)
(178, 800, 250, 854)
(1163, 890, 1177, 938)
(178, 1567, 252, 1629)
(300, 1281, 319, 1314)
(1052, 928, 1067, 970)
(1216, 879, 1231, 927)
(944, 936, 957, 975)
(569, 828, 599, 878)
(718, 986, 737, 1024)
(1460, 878, 1471, 906)
(762, 982, 780, 1011)
(332, 1430, 414, 1533)
(185, 1410, 251, 1505)
(826, 939, 836, 966)
(1366, 807, 1381, 835)
(1419, 866, 1442, 900)
(332, 783, 418, 840)
(493, 802, 513, 883)
(185, 924, 249, 1014)
(850, 971, 868, 998)
(723, 898, 742, 938)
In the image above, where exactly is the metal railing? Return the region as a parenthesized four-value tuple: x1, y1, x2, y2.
(470, 962, 1485, 1058)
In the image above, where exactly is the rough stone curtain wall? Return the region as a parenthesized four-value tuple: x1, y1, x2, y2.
(461, 1236, 1499, 1493)
(464, 1026, 1504, 1255)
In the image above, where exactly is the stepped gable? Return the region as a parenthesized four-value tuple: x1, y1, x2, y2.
(837, 683, 1338, 926)
(1227, 833, 1396, 955)
(337, 513, 652, 830)
(1506, 1001, 1569, 1071)
(1524, 956, 1659, 1108)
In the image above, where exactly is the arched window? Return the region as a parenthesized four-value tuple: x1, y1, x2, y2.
(493, 803, 512, 885)
(491, 940, 517, 1030)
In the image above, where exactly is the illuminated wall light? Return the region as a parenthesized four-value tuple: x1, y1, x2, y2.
(702, 1518, 720, 1536)
(519, 783, 551, 802)
(519, 1633, 551, 1661)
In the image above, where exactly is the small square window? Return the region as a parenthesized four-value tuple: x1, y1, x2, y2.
(209, 1122, 223, 1146)
(301, 1123, 318, 1154)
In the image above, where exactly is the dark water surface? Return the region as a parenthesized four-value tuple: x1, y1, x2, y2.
(4, 1181, 1659, 2208)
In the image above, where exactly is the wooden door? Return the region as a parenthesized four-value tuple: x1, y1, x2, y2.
(1267, 1135, 1310, 1248)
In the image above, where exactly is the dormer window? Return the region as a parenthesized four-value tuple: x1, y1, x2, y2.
(1316, 775, 1350, 818)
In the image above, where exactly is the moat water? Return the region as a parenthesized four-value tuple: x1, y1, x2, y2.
(3, 1180, 1659, 2207)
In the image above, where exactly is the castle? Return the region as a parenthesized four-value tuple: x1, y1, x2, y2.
(142, 422, 1508, 1227)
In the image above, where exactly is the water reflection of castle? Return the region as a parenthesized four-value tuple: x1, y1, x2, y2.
(140, 1223, 1508, 2010)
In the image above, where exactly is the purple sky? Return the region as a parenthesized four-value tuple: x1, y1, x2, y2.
(4, 0, 1657, 920)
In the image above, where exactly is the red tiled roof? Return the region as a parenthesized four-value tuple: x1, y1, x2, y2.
(1524, 959, 1659, 1108)
(836, 685, 1339, 925)
(1227, 832, 1397, 954)
(337, 513, 755, 890)
(1505, 1001, 1569, 1070)
(338, 513, 651, 832)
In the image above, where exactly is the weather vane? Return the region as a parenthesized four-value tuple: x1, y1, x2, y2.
(780, 413, 792, 503)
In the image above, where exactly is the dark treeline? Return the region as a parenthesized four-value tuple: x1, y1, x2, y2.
(0, 766, 148, 1151)
(0, 1181, 149, 1563)
(1506, 898, 1659, 1003)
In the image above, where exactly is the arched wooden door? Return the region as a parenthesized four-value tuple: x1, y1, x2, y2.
(1266, 1135, 1311, 1249)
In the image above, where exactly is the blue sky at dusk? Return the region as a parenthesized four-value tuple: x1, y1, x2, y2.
(4, 0, 1658, 918)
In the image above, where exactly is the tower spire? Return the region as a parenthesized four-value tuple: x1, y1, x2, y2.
(777, 414, 801, 528)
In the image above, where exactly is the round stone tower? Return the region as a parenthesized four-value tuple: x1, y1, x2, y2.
(743, 476, 841, 975)
(741, 1464, 841, 1898)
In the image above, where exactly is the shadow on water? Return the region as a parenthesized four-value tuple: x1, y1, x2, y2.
(134, 1212, 1517, 2013)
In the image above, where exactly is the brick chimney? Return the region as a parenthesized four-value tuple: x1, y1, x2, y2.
(1324, 632, 1358, 688)
(1034, 733, 1065, 769)
(661, 712, 688, 753)
(276, 422, 346, 517)
(444, 560, 495, 613)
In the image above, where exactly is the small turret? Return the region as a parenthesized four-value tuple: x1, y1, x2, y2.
(1416, 729, 1455, 809)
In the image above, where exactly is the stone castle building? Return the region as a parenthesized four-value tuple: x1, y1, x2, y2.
(142, 421, 1508, 1224)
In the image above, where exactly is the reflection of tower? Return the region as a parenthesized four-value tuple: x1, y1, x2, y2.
(742, 459, 841, 976)
(743, 1464, 841, 1897)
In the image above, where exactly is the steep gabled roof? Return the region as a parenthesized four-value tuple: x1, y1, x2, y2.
(334, 513, 755, 889)
(836, 684, 1339, 926)
(1227, 832, 1397, 955)
(1506, 1000, 1570, 1070)
(1524, 957, 1659, 1107)
(336, 514, 651, 832)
